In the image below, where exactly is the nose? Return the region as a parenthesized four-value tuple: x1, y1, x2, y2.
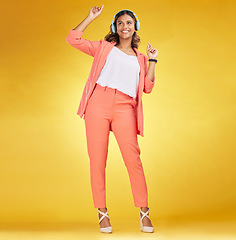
(124, 22, 130, 28)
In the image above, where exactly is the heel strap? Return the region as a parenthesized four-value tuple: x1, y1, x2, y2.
(98, 209, 110, 224)
(140, 207, 150, 221)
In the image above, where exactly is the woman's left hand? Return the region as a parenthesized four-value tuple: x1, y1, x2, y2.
(147, 43, 158, 59)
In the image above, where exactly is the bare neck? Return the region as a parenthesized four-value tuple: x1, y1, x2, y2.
(116, 38, 133, 50)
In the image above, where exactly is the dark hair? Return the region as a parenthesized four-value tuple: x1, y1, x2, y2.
(104, 10, 141, 49)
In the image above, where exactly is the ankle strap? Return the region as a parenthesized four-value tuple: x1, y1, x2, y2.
(98, 209, 110, 224)
(140, 207, 150, 221)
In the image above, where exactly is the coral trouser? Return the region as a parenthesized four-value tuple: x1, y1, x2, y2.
(84, 83, 148, 208)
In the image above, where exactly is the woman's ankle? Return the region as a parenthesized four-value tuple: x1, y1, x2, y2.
(98, 207, 107, 211)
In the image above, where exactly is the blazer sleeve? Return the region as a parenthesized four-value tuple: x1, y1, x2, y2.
(66, 29, 100, 57)
(143, 55, 156, 94)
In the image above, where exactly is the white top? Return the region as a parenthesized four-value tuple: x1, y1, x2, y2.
(96, 46, 140, 99)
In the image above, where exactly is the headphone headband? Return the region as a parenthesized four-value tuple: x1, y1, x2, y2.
(111, 9, 140, 33)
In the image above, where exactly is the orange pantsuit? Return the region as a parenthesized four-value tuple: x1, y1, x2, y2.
(66, 29, 156, 208)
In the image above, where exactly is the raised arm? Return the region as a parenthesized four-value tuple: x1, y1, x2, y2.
(66, 5, 104, 57)
(143, 55, 156, 94)
(143, 43, 158, 93)
(73, 5, 104, 32)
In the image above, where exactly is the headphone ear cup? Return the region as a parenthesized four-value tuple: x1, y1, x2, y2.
(111, 23, 116, 33)
(135, 21, 140, 31)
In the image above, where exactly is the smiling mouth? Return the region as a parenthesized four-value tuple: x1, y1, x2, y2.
(121, 31, 130, 33)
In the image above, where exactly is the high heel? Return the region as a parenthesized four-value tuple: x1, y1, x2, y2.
(98, 209, 113, 233)
(140, 207, 154, 233)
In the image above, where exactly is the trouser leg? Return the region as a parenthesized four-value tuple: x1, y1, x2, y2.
(111, 102, 148, 207)
(84, 87, 111, 208)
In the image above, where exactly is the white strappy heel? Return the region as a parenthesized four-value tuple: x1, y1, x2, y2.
(98, 209, 113, 233)
(140, 207, 154, 233)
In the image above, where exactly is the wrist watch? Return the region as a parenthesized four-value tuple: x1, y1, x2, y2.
(148, 59, 158, 63)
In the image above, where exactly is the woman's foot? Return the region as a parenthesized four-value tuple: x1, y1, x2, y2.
(98, 208, 112, 233)
(140, 207, 154, 232)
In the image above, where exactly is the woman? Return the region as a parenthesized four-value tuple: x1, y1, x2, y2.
(66, 5, 158, 233)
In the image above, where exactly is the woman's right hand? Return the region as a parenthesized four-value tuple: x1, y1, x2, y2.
(88, 5, 104, 19)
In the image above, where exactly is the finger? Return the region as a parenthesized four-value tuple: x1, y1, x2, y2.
(97, 5, 103, 12)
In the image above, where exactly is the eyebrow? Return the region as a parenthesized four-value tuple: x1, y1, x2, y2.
(117, 20, 133, 23)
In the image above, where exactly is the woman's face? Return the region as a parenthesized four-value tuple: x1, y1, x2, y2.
(116, 14, 136, 40)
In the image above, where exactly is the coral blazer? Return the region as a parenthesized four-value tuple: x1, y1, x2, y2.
(66, 29, 156, 137)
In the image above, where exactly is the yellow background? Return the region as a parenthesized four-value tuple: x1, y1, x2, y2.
(0, 0, 235, 225)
